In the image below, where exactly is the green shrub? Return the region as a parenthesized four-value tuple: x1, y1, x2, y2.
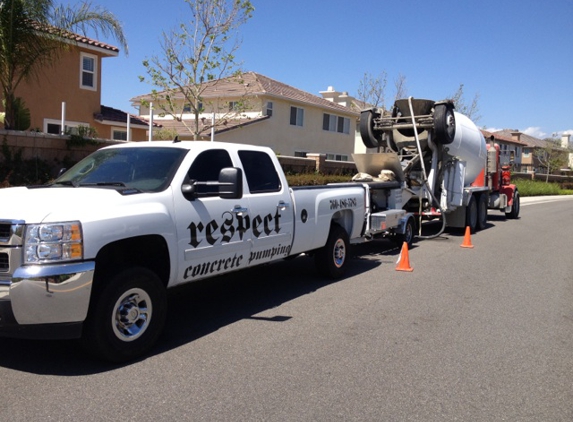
(514, 179, 573, 196)
(285, 172, 352, 186)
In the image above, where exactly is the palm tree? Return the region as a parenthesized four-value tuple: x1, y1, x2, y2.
(0, 0, 128, 129)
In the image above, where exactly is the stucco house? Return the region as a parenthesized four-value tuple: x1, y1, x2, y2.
(481, 130, 527, 170)
(131, 72, 359, 161)
(4, 27, 152, 141)
(492, 130, 570, 173)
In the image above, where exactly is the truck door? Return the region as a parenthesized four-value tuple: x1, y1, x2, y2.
(237, 149, 294, 267)
(174, 148, 251, 284)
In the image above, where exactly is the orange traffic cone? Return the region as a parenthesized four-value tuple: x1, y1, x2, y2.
(396, 241, 413, 272)
(460, 226, 474, 248)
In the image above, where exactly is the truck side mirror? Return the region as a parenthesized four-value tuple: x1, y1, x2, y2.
(181, 167, 243, 200)
(218, 167, 243, 199)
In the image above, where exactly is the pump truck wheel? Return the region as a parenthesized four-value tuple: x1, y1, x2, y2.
(466, 195, 478, 233)
(360, 109, 382, 148)
(477, 194, 488, 231)
(315, 224, 349, 279)
(505, 189, 520, 219)
(394, 216, 416, 248)
(433, 103, 456, 144)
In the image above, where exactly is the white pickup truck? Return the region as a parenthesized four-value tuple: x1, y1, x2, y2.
(0, 141, 414, 361)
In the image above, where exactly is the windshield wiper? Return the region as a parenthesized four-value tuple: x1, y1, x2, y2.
(51, 180, 79, 187)
(79, 182, 127, 187)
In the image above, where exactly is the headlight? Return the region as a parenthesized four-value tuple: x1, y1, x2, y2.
(24, 222, 83, 264)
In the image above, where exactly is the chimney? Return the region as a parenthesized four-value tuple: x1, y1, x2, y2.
(510, 131, 521, 142)
(561, 133, 571, 149)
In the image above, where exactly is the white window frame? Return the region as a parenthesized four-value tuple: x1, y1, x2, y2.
(44, 118, 88, 135)
(265, 101, 273, 117)
(326, 153, 349, 162)
(112, 128, 128, 141)
(323, 113, 350, 134)
(290, 106, 304, 127)
(80, 52, 97, 91)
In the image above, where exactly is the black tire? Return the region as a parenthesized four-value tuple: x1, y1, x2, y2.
(359, 109, 382, 149)
(394, 217, 416, 248)
(505, 189, 520, 219)
(477, 193, 488, 231)
(315, 224, 349, 279)
(466, 195, 478, 233)
(81, 267, 167, 363)
(434, 103, 456, 144)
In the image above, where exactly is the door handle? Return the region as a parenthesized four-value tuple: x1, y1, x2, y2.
(277, 201, 290, 211)
(232, 205, 248, 215)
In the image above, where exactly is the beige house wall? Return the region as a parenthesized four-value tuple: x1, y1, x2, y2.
(145, 95, 357, 158)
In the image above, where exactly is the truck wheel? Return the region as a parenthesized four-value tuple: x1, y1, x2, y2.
(465, 195, 478, 233)
(394, 217, 415, 248)
(434, 103, 456, 144)
(315, 224, 349, 279)
(360, 109, 382, 148)
(477, 194, 488, 231)
(81, 267, 167, 362)
(505, 189, 520, 219)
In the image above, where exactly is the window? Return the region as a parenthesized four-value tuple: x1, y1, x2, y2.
(290, 106, 304, 127)
(265, 102, 273, 117)
(238, 150, 281, 193)
(47, 123, 61, 135)
(183, 102, 203, 113)
(323, 113, 350, 134)
(80, 53, 97, 90)
(229, 101, 239, 112)
(113, 130, 128, 141)
(294, 151, 308, 158)
(187, 149, 233, 196)
(44, 119, 86, 135)
(326, 153, 349, 161)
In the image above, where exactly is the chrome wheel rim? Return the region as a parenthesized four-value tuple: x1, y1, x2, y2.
(333, 239, 346, 268)
(112, 288, 152, 342)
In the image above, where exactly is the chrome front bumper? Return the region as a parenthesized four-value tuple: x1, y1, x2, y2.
(0, 261, 94, 338)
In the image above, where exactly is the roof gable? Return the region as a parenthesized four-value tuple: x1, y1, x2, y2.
(132, 72, 358, 116)
(32, 21, 119, 56)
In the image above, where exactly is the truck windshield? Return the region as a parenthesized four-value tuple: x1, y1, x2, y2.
(54, 147, 188, 192)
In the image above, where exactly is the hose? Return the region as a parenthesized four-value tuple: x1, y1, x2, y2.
(407, 97, 446, 239)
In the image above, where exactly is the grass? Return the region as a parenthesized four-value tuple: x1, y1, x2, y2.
(514, 178, 573, 196)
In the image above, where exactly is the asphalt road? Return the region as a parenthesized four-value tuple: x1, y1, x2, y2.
(1, 196, 573, 421)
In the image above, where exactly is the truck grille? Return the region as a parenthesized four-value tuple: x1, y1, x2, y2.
(0, 224, 11, 240)
(0, 253, 8, 272)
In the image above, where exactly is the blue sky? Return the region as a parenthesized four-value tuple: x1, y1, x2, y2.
(88, 0, 572, 139)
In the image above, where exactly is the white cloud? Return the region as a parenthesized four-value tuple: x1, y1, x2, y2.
(485, 127, 504, 133)
(522, 126, 547, 139)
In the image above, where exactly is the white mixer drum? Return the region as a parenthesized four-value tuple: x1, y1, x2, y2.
(446, 112, 487, 183)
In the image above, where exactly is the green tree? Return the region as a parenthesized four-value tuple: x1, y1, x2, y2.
(0, 0, 127, 129)
(449, 83, 481, 122)
(356, 71, 408, 111)
(535, 138, 568, 182)
(140, 0, 254, 140)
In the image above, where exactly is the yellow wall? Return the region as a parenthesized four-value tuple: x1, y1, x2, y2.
(15, 46, 101, 131)
(144, 95, 357, 158)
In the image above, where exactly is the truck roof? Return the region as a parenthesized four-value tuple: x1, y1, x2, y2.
(103, 140, 274, 155)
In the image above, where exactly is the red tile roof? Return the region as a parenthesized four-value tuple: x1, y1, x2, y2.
(156, 115, 270, 138)
(32, 21, 119, 55)
(96, 105, 161, 128)
(481, 129, 528, 146)
(132, 72, 358, 115)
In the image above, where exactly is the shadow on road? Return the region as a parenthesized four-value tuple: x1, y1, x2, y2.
(0, 212, 515, 374)
(0, 240, 402, 375)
